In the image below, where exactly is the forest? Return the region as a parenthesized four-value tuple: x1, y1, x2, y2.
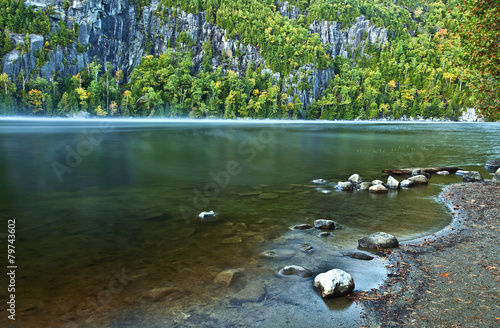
(0, 0, 498, 120)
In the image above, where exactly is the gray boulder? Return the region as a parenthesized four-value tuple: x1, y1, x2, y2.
(348, 174, 362, 184)
(358, 232, 399, 249)
(336, 181, 354, 191)
(462, 171, 483, 182)
(313, 269, 355, 298)
(400, 179, 415, 188)
(486, 159, 500, 170)
(369, 184, 388, 193)
(412, 168, 430, 178)
(278, 265, 313, 278)
(386, 176, 400, 189)
(314, 219, 337, 230)
(408, 175, 428, 184)
(493, 168, 500, 185)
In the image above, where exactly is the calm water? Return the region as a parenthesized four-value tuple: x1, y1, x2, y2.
(0, 119, 498, 327)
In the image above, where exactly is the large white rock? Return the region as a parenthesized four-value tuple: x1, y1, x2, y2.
(337, 181, 354, 191)
(386, 176, 400, 189)
(493, 168, 500, 185)
(369, 184, 388, 193)
(400, 179, 415, 188)
(313, 269, 355, 298)
(358, 232, 399, 249)
(348, 174, 362, 184)
(408, 175, 428, 184)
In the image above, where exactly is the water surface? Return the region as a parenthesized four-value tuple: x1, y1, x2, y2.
(0, 119, 498, 327)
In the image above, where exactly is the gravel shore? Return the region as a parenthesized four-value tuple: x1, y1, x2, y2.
(360, 182, 500, 327)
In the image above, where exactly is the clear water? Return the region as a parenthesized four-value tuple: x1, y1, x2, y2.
(0, 119, 498, 327)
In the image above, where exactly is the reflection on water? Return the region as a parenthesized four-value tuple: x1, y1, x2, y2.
(0, 119, 498, 327)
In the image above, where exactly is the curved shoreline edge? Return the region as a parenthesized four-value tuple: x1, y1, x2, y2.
(360, 181, 500, 327)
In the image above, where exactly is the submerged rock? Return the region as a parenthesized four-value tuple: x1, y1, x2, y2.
(278, 265, 313, 278)
(408, 175, 428, 184)
(312, 178, 328, 184)
(290, 224, 313, 230)
(313, 269, 355, 298)
(358, 232, 399, 249)
(386, 176, 400, 189)
(348, 174, 362, 184)
(462, 171, 483, 182)
(214, 269, 241, 286)
(142, 287, 179, 302)
(314, 219, 337, 230)
(317, 232, 332, 238)
(299, 243, 314, 252)
(342, 252, 374, 261)
(369, 184, 388, 193)
(221, 236, 243, 244)
(260, 249, 296, 260)
(259, 193, 280, 200)
(239, 191, 262, 197)
(232, 282, 265, 302)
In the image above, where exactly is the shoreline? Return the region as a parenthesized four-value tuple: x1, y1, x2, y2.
(360, 181, 500, 327)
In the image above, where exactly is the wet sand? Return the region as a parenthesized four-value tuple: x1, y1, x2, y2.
(360, 182, 500, 327)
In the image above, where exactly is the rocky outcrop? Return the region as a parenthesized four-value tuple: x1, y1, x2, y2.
(313, 269, 355, 298)
(277, 1, 305, 20)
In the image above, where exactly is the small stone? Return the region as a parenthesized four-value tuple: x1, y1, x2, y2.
(372, 180, 384, 185)
(312, 179, 328, 184)
(239, 191, 262, 197)
(317, 232, 332, 238)
(314, 219, 337, 230)
(299, 243, 313, 252)
(290, 224, 313, 230)
(221, 236, 242, 244)
(198, 210, 215, 219)
(455, 170, 469, 176)
(437, 171, 450, 175)
(278, 265, 313, 278)
(400, 179, 415, 188)
(358, 232, 399, 249)
(259, 193, 280, 200)
(408, 175, 428, 184)
(462, 171, 483, 182)
(348, 174, 362, 184)
(369, 184, 388, 193)
(313, 269, 355, 298)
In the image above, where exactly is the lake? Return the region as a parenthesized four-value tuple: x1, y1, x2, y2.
(0, 118, 498, 327)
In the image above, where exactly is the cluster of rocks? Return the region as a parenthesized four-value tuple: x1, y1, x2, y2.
(289, 219, 337, 238)
(331, 171, 429, 194)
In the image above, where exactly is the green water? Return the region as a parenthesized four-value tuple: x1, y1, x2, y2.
(0, 119, 498, 327)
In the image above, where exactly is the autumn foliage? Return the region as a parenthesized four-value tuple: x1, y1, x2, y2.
(459, 0, 500, 119)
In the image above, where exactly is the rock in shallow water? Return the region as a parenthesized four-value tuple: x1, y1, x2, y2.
(348, 174, 362, 184)
(313, 269, 355, 298)
(259, 249, 296, 260)
(214, 269, 241, 286)
(259, 193, 280, 200)
(359, 182, 372, 191)
(386, 176, 400, 189)
(291, 224, 313, 230)
(408, 175, 428, 184)
(342, 252, 374, 261)
(314, 219, 337, 230)
(493, 168, 500, 185)
(369, 184, 388, 193)
(198, 210, 215, 219)
(278, 265, 313, 278)
(336, 181, 354, 191)
(400, 179, 415, 188)
(232, 282, 266, 303)
(462, 171, 483, 182)
(358, 232, 399, 249)
(486, 159, 500, 170)
(437, 171, 450, 175)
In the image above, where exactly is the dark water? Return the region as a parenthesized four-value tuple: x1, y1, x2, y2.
(0, 119, 498, 327)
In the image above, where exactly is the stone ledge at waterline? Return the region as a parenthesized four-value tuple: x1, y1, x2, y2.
(313, 269, 355, 298)
(358, 232, 399, 249)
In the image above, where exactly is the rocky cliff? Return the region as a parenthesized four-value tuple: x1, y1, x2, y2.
(2, 0, 387, 108)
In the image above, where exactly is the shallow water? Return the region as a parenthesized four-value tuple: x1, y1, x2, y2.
(0, 119, 498, 327)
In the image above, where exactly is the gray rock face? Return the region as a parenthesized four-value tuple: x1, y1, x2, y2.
(277, 1, 305, 20)
(314, 219, 337, 230)
(348, 174, 362, 184)
(386, 176, 400, 189)
(278, 265, 313, 278)
(313, 269, 355, 298)
(486, 159, 500, 170)
(462, 171, 483, 182)
(493, 168, 500, 185)
(408, 175, 429, 184)
(358, 232, 399, 249)
(369, 184, 388, 193)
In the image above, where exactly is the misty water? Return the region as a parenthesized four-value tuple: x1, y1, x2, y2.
(1, 119, 498, 327)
